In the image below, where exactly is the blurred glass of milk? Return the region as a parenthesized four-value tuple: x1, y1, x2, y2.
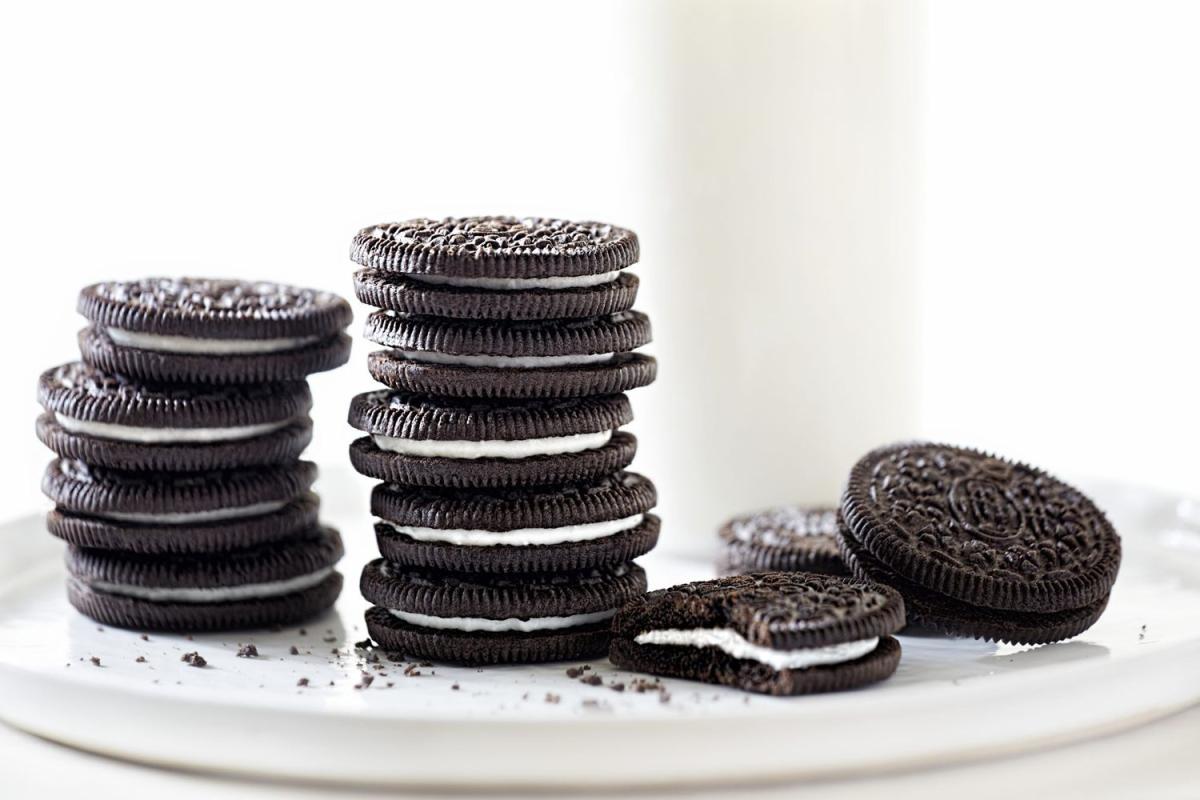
(629, 0, 923, 555)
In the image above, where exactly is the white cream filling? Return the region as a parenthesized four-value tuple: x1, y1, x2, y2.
(633, 629, 880, 671)
(371, 429, 612, 459)
(380, 513, 644, 547)
(389, 607, 617, 633)
(406, 270, 622, 291)
(392, 349, 614, 369)
(91, 567, 334, 603)
(55, 413, 293, 444)
(98, 500, 288, 525)
(106, 327, 320, 355)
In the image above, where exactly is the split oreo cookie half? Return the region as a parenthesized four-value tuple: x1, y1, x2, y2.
(42, 459, 317, 553)
(839, 442, 1122, 644)
(361, 560, 647, 665)
(348, 390, 637, 488)
(365, 311, 655, 399)
(37, 361, 313, 471)
(77, 277, 352, 384)
(717, 505, 848, 576)
(371, 471, 658, 573)
(66, 527, 344, 631)
(609, 572, 905, 696)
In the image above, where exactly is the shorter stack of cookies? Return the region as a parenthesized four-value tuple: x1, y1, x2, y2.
(36, 278, 352, 631)
(348, 217, 659, 664)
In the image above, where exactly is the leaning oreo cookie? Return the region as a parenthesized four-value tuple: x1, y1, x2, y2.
(353, 268, 639, 321)
(77, 278, 352, 384)
(37, 362, 312, 471)
(610, 573, 905, 696)
(43, 459, 316, 530)
(365, 312, 654, 399)
(348, 391, 637, 488)
(717, 506, 848, 577)
(371, 472, 658, 573)
(839, 442, 1122, 644)
(362, 560, 647, 664)
(350, 217, 639, 280)
(66, 527, 344, 631)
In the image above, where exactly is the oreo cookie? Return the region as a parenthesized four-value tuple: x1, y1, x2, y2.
(66, 527, 344, 631)
(353, 268, 639, 321)
(43, 459, 316, 533)
(47, 492, 320, 554)
(609, 573, 905, 696)
(37, 362, 312, 471)
(350, 217, 639, 280)
(348, 391, 637, 488)
(361, 560, 647, 664)
(371, 472, 658, 573)
(77, 278, 352, 384)
(717, 506, 848, 576)
(839, 442, 1122, 644)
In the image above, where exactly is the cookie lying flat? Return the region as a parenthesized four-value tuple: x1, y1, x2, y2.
(43, 459, 316, 532)
(47, 492, 320, 555)
(37, 362, 312, 471)
(348, 391, 636, 488)
(717, 505, 848, 576)
(350, 217, 638, 280)
(77, 278, 352, 384)
(361, 560, 646, 665)
(609, 573, 905, 696)
(839, 442, 1122, 645)
(354, 268, 640, 321)
(371, 472, 659, 573)
(67, 527, 344, 631)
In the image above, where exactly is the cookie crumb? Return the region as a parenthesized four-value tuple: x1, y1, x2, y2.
(89, 656, 101, 667)
(451, 683, 460, 691)
(609, 682, 625, 692)
(140, 634, 150, 642)
(135, 656, 147, 664)
(355, 673, 375, 690)
(544, 692, 561, 704)
(289, 646, 300, 655)
(236, 644, 259, 658)
(566, 667, 583, 678)
(181, 651, 207, 668)
(581, 674, 602, 686)
(296, 677, 309, 687)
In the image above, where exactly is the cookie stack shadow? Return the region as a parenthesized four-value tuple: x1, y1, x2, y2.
(347, 217, 659, 665)
(36, 278, 352, 632)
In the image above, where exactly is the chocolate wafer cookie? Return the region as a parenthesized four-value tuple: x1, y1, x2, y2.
(718, 505, 848, 576)
(371, 472, 658, 573)
(839, 442, 1122, 644)
(77, 278, 352, 384)
(362, 560, 647, 665)
(348, 391, 636, 488)
(37, 362, 312, 471)
(42, 459, 317, 551)
(364, 311, 654, 400)
(354, 268, 639, 321)
(610, 572, 905, 696)
(67, 527, 344, 631)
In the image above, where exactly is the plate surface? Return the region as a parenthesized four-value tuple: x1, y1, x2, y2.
(1, 478, 1199, 789)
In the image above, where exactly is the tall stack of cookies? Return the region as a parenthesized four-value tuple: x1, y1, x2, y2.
(348, 217, 659, 664)
(36, 278, 352, 631)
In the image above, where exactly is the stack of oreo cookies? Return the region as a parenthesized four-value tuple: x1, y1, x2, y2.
(36, 278, 353, 631)
(348, 217, 659, 664)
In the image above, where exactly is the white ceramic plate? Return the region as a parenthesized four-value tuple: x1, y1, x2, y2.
(1, 479, 1199, 789)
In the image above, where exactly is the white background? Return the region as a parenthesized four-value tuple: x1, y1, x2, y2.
(1, 0, 1197, 541)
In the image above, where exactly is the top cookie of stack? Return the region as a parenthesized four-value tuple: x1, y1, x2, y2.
(349, 217, 659, 665)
